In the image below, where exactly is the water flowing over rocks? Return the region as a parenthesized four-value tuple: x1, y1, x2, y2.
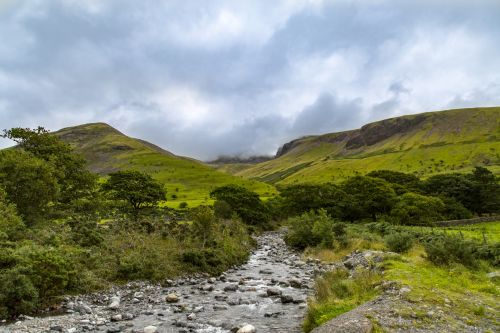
(1, 231, 331, 333)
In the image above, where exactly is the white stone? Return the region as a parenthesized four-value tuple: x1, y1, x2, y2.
(144, 325, 157, 333)
(237, 324, 256, 333)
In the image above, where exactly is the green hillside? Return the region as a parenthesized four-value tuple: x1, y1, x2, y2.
(234, 107, 500, 185)
(56, 123, 275, 208)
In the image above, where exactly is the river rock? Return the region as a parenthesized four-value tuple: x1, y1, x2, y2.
(143, 326, 157, 333)
(280, 294, 294, 303)
(166, 293, 179, 303)
(266, 287, 282, 296)
(108, 296, 121, 309)
(237, 324, 256, 333)
(224, 283, 239, 292)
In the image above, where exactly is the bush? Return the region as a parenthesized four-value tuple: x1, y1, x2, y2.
(285, 210, 335, 249)
(384, 232, 414, 253)
(423, 235, 480, 268)
(390, 192, 445, 225)
(0, 268, 39, 319)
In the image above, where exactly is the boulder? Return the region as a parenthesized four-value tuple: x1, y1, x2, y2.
(166, 293, 179, 303)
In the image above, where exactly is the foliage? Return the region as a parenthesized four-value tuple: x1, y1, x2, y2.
(279, 183, 346, 217)
(440, 197, 472, 220)
(304, 268, 382, 332)
(367, 170, 421, 194)
(190, 206, 216, 248)
(285, 210, 337, 249)
(2, 127, 97, 209)
(390, 192, 445, 225)
(341, 176, 397, 221)
(102, 170, 165, 220)
(0, 150, 59, 225)
(422, 234, 496, 268)
(210, 184, 270, 226)
(0, 189, 25, 241)
(467, 167, 500, 215)
(384, 232, 414, 253)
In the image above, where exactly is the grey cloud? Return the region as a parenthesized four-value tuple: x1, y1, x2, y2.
(1, 0, 500, 158)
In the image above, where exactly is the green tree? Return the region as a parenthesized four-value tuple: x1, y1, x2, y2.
(210, 185, 269, 226)
(190, 206, 216, 248)
(390, 192, 445, 225)
(279, 183, 346, 217)
(2, 127, 97, 212)
(101, 170, 165, 221)
(341, 176, 397, 221)
(423, 173, 474, 210)
(0, 150, 59, 225)
(468, 167, 500, 215)
(0, 188, 25, 241)
(366, 170, 421, 194)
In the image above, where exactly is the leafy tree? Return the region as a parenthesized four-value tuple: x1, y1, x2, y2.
(0, 150, 59, 225)
(190, 206, 216, 248)
(0, 188, 25, 241)
(423, 173, 474, 210)
(2, 127, 97, 212)
(341, 176, 397, 221)
(390, 192, 445, 225)
(285, 209, 335, 249)
(367, 170, 421, 194)
(279, 183, 346, 217)
(210, 185, 269, 226)
(468, 167, 500, 215)
(101, 170, 165, 221)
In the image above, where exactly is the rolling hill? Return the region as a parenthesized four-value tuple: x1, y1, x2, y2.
(56, 123, 275, 208)
(231, 107, 500, 185)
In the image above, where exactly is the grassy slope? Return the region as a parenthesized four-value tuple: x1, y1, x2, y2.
(235, 107, 500, 185)
(305, 222, 500, 331)
(56, 123, 275, 208)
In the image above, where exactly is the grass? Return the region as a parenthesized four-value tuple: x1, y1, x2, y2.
(304, 268, 383, 332)
(233, 107, 500, 185)
(402, 221, 500, 243)
(303, 221, 500, 331)
(383, 246, 499, 328)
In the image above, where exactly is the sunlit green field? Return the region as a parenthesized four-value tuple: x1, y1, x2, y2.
(58, 123, 276, 207)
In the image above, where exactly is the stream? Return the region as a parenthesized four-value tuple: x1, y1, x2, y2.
(2, 231, 330, 333)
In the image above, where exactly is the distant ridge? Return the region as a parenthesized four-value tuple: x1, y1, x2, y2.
(231, 107, 500, 184)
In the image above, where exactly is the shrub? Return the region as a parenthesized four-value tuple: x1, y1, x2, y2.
(423, 235, 479, 268)
(179, 202, 188, 209)
(384, 232, 414, 253)
(390, 192, 445, 225)
(0, 268, 39, 319)
(285, 210, 335, 249)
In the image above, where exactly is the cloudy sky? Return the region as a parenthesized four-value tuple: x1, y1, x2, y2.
(1, 0, 499, 160)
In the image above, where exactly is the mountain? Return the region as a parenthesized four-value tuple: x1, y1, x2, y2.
(231, 107, 500, 185)
(56, 123, 275, 207)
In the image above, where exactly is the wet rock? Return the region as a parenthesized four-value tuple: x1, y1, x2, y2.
(280, 294, 294, 304)
(108, 296, 121, 309)
(166, 293, 179, 303)
(237, 324, 257, 333)
(266, 287, 282, 297)
(213, 304, 229, 310)
(111, 314, 123, 322)
(75, 302, 92, 314)
(143, 326, 157, 333)
(224, 283, 239, 292)
(289, 278, 303, 288)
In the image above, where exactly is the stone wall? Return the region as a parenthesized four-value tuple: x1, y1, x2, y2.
(434, 216, 500, 227)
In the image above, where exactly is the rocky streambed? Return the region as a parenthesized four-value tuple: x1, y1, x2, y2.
(1, 231, 332, 333)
